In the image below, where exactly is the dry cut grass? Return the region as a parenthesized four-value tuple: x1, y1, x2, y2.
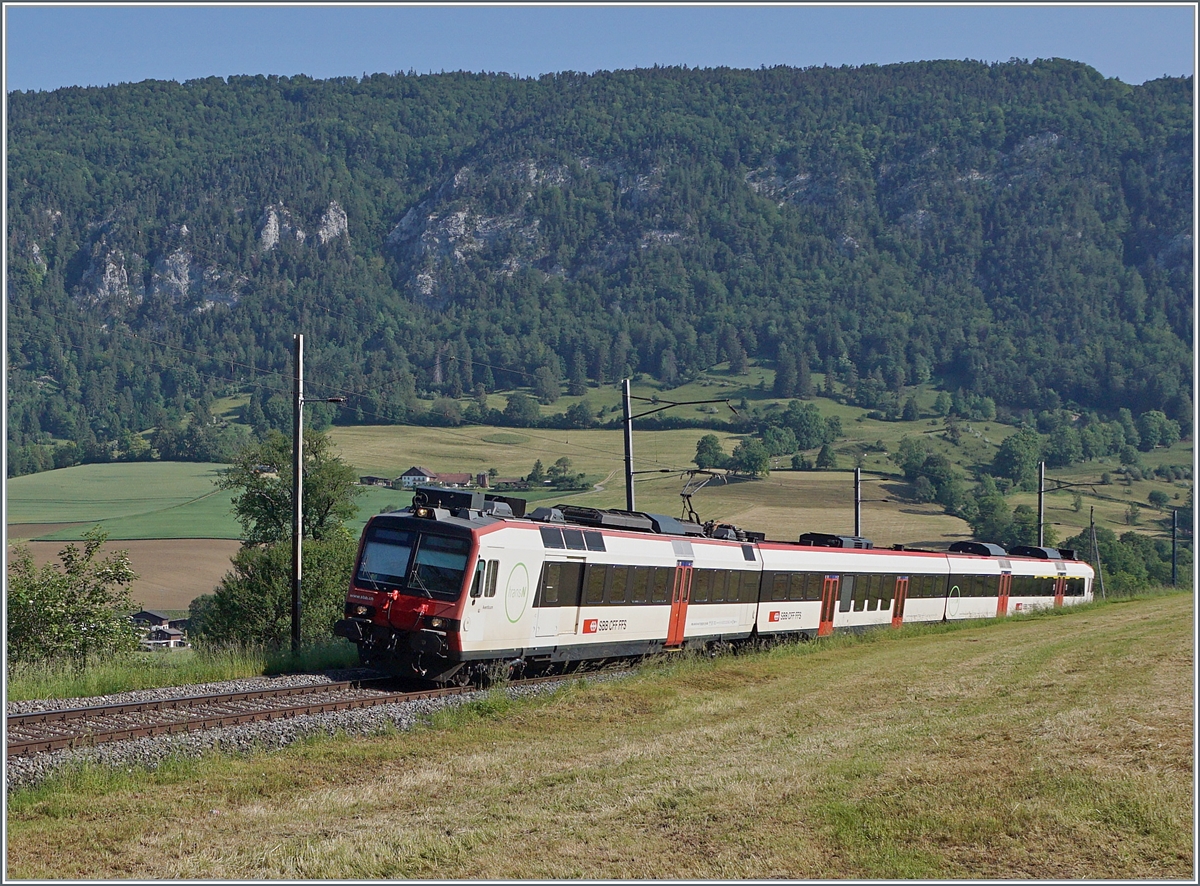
(6, 593, 1193, 879)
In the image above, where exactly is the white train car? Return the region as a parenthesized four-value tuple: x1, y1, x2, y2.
(335, 488, 1093, 683)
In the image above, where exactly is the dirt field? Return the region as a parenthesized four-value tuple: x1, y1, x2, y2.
(7, 527, 240, 610)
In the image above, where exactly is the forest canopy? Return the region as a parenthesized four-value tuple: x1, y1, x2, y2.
(6, 60, 1192, 474)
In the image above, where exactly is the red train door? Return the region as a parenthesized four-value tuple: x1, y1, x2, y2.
(997, 572, 1012, 617)
(818, 575, 839, 637)
(666, 562, 693, 647)
(1054, 576, 1065, 608)
(891, 576, 909, 628)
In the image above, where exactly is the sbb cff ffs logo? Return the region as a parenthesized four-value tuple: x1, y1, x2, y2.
(583, 618, 599, 633)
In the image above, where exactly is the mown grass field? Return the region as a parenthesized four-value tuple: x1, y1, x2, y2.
(5, 592, 1192, 880)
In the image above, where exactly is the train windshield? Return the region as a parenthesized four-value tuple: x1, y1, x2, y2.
(356, 526, 472, 600)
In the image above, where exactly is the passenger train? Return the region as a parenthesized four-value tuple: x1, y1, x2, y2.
(334, 486, 1094, 683)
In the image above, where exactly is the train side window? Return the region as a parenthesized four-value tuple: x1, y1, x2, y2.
(787, 573, 805, 602)
(865, 574, 879, 611)
(558, 562, 584, 607)
(562, 529, 586, 551)
(710, 569, 729, 605)
(651, 568, 671, 604)
(983, 574, 999, 596)
(881, 575, 896, 606)
(839, 575, 855, 612)
(608, 566, 629, 604)
(711, 571, 728, 603)
(583, 531, 606, 552)
(484, 560, 498, 597)
(540, 527, 565, 549)
(771, 573, 788, 602)
(692, 569, 711, 603)
(629, 566, 650, 604)
(740, 571, 760, 603)
(853, 574, 870, 612)
(539, 562, 561, 606)
(470, 561, 485, 598)
(584, 565, 607, 604)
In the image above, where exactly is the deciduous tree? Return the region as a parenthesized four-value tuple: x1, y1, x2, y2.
(217, 429, 361, 545)
(7, 528, 141, 668)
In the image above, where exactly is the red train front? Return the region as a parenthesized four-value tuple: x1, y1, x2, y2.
(334, 487, 515, 683)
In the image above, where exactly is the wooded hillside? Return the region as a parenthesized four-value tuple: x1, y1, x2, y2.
(6, 60, 1192, 471)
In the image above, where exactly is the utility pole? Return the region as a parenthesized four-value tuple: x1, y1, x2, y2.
(854, 467, 862, 537)
(1090, 506, 1106, 600)
(292, 334, 304, 653)
(1038, 460, 1046, 547)
(622, 379, 635, 512)
(620, 379, 737, 514)
(291, 334, 346, 654)
(1172, 508, 1178, 587)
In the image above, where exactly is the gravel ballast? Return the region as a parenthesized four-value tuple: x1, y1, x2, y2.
(5, 670, 628, 794)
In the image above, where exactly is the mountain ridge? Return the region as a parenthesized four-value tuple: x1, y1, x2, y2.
(6, 60, 1192, 473)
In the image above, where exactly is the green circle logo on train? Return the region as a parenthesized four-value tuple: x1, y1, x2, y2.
(505, 563, 530, 623)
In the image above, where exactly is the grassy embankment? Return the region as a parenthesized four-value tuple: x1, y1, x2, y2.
(6, 591, 1193, 879)
(4, 642, 359, 703)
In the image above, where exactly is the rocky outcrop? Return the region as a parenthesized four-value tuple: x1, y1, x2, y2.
(147, 247, 242, 310)
(386, 156, 679, 302)
(79, 244, 144, 312)
(149, 248, 194, 303)
(316, 201, 349, 244)
(258, 203, 306, 251)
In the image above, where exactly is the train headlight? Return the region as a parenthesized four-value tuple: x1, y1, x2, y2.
(427, 616, 445, 629)
(415, 506, 433, 518)
(354, 605, 370, 616)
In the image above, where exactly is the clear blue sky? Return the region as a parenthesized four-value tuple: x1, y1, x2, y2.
(3, 3, 1196, 94)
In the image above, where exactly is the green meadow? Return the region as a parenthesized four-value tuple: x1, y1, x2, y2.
(6, 463, 242, 540)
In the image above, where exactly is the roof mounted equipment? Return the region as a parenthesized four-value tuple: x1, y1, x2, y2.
(949, 541, 1008, 557)
(798, 532, 873, 550)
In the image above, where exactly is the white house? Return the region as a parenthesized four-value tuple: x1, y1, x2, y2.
(397, 466, 438, 488)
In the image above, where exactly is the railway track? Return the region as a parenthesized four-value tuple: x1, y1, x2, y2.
(6, 677, 488, 758)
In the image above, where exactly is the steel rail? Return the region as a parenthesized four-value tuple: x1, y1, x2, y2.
(6, 674, 574, 758)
